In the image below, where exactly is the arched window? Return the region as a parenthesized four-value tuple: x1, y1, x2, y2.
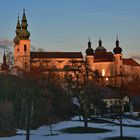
(24, 44, 27, 51)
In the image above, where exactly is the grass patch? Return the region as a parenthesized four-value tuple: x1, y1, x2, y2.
(60, 126, 111, 134)
(103, 136, 139, 140)
(74, 118, 113, 124)
(89, 118, 113, 124)
(0, 128, 16, 137)
(88, 117, 140, 128)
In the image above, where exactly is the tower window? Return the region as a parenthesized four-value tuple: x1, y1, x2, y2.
(24, 45, 27, 51)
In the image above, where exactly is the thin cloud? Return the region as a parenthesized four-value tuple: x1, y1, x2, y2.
(0, 39, 13, 50)
(0, 39, 38, 52)
(30, 45, 45, 52)
(129, 53, 140, 63)
(30, 45, 36, 51)
(132, 56, 140, 60)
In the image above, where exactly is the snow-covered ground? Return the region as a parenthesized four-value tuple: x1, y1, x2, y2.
(0, 117, 140, 140)
(98, 117, 140, 125)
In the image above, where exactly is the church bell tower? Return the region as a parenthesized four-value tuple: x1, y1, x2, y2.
(85, 38, 94, 79)
(13, 9, 30, 71)
(113, 36, 123, 87)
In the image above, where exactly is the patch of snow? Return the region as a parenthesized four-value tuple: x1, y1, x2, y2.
(0, 117, 140, 140)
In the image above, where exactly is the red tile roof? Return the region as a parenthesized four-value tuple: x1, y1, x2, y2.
(94, 52, 114, 62)
(30, 52, 83, 59)
(123, 58, 140, 66)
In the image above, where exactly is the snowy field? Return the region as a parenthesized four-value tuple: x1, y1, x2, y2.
(0, 117, 140, 140)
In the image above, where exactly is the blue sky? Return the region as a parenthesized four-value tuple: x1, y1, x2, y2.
(0, 0, 140, 61)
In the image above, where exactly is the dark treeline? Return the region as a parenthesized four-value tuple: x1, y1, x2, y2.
(0, 73, 73, 137)
(0, 70, 138, 139)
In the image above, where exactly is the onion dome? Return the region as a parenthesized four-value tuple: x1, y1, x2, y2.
(113, 37, 122, 54)
(95, 38, 106, 53)
(14, 35, 20, 45)
(14, 16, 21, 45)
(1, 52, 9, 70)
(86, 38, 94, 55)
(20, 9, 30, 40)
(20, 29, 30, 40)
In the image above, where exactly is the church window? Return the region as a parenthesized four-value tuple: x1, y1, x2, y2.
(24, 44, 27, 51)
(102, 69, 105, 76)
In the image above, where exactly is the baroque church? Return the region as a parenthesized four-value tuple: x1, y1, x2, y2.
(1, 9, 140, 88)
(0, 9, 140, 113)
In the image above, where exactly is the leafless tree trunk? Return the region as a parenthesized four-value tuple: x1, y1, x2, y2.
(26, 96, 31, 140)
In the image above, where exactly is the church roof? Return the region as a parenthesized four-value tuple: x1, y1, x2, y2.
(30, 52, 83, 59)
(94, 52, 114, 62)
(123, 58, 140, 66)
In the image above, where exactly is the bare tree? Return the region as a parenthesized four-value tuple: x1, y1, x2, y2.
(108, 86, 129, 138)
(65, 60, 104, 132)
